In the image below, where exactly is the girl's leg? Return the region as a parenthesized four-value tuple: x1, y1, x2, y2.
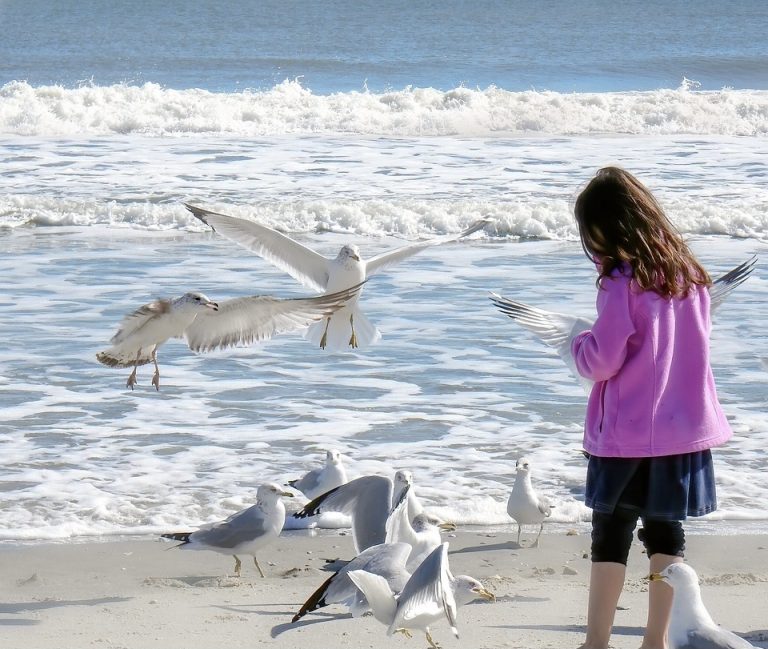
(581, 511, 638, 649)
(638, 520, 686, 649)
(582, 562, 626, 649)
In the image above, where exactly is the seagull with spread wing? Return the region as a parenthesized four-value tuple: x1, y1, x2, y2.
(97, 284, 361, 390)
(185, 203, 491, 351)
(490, 256, 756, 389)
(348, 542, 495, 649)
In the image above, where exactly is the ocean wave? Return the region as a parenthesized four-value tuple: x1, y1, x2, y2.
(2, 79, 768, 137)
(2, 195, 766, 240)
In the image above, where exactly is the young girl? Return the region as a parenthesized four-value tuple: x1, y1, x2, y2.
(570, 167, 733, 649)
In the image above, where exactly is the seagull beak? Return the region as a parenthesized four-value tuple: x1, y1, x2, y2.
(477, 587, 496, 602)
(207, 302, 219, 311)
(280, 490, 294, 498)
(439, 521, 457, 532)
(647, 572, 665, 582)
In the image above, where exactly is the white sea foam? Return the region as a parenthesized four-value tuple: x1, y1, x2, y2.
(3, 80, 768, 137)
(0, 232, 766, 540)
(2, 133, 767, 239)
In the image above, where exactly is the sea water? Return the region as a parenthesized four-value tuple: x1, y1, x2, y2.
(1, 0, 767, 541)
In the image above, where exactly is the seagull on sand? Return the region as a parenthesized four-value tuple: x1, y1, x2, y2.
(185, 203, 491, 351)
(507, 457, 552, 548)
(386, 483, 456, 572)
(292, 542, 412, 622)
(348, 542, 495, 649)
(490, 256, 756, 390)
(292, 470, 421, 554)
(288, 449, 349, 501)
(649, 563, 758, 649)
(161, 482, 293, 578)
(96, 284, 361, 390)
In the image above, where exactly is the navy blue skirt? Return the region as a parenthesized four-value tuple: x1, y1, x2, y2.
(585, 450, 717, 520)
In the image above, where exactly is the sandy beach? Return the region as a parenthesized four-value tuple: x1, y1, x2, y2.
(2, 526, 766, 649)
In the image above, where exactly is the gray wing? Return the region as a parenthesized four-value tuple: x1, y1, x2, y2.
(190, 505, 269, 549)
(490, 292, 593, 389)
(109, 299, 172, 344)
(327, 542, 412, 603)
(290, 467, 323, 496)
(394, 542, 457, 635)
(185, 204, 331, 291)
(490, 292, 586, 349)
(293, 475, 393, 552)
(183, 285, 361, 352)
(365, 218, 492, 277)
(682, 626, 757, 649)
(709, 256, 756, 312)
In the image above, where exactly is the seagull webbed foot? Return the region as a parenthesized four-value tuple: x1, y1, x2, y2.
(319, 317, 330, 349)
(348, 313, 358, 348)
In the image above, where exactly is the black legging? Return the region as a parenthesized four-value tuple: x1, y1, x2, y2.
(591, 509, 686, 565)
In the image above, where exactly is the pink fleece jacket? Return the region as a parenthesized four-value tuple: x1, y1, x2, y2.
(571, 266, 732, 458)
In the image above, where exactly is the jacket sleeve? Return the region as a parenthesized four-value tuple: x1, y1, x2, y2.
(570, 276, 636, 382)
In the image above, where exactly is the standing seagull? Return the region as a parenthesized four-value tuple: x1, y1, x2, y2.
(386, 484, 456, 572)
(650, 563, 758, 649)
(489, 256, 756, 390)
(96, 284, 361, 390)
(161, 482, 292, 578)
(507, 457, 552, 548)
(348, 542, 495, 649)
(288, 449, 348, 500)
(185, 203, 491, 351)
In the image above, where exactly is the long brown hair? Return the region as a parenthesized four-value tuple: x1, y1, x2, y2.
(574, 167, 710, 297)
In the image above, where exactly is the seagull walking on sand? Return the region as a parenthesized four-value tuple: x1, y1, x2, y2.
(96, 284, 361, 390)
(288, 449, 349, 501)
(490, 256, 756, 390)
(161, 482, 293, 578)
(348, 542, 495, 649)
(650, 563, 758, 649)
(185, 203, 491, 351)
(292, 542, 412, 622)
(507, 457, 552, 548)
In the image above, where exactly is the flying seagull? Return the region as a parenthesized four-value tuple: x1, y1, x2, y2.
(506, 457, 552, 548)
(490, 256, 756, 389)
(161, 482, 293, 578)
(348, 542, 495, 649)
(185, 203, 491, 351)
(96, 284, 361, 389)
(650, 562, 758, 649)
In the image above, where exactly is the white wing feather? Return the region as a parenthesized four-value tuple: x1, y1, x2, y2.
(365, 218, 492, 277)
(347, 570, 398, 627)
(393, 543, 457, 634)
(186, 204, 331, 291)
(184, 286, 360, 352)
